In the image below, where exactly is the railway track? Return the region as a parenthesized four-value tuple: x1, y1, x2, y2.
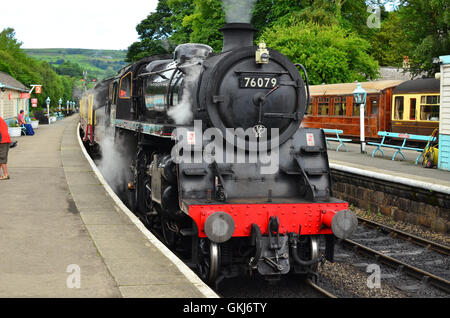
(357, 216, 450, 256)
(337, 217, 450, 295)
(305, 279, 338, 298)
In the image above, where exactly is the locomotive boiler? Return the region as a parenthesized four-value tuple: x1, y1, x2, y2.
(80, 23, 358, 286)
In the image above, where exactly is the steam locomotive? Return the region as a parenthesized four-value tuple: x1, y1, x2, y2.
(79, 23, 357, 286)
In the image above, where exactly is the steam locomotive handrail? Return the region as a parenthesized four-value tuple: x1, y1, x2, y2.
(295, 63, 311, 115)
(234, 70, 289, 75)
(137, 67, 178, 79)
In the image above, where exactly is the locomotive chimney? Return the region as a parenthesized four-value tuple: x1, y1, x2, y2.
(219, 23, 257, 52)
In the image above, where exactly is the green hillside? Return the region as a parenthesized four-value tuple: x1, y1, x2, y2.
(25, 48, 128, 83)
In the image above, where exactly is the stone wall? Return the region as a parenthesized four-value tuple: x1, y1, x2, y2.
(331, 169, 450, 234)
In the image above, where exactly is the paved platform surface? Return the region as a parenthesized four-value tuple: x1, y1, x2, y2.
(0, 115, 216, 298)
(327, 141, 450, 189)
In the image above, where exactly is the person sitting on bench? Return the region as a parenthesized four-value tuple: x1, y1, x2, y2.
(18, 110, 35, 136)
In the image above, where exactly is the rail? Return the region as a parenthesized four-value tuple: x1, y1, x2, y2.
(340, 238, 450, 294)
(357, 216, 450, 256)
(305, 279, 338, 298)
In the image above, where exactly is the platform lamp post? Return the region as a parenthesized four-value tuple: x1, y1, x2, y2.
(45, 97, 51, 125)
(58, 98, 62, 112)
(353, 83, 367, 154)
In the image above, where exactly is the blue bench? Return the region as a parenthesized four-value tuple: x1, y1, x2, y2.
(322, 129, 352, 152)
(368, 131, 436, 164)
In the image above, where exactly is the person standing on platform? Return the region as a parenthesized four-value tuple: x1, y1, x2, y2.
(0, 116, 11, 180)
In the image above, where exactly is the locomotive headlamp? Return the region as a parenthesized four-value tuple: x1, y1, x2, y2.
(256, 42, 270, 64)
(204, 212, 235, 243)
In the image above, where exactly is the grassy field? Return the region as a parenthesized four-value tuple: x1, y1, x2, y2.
(25, 48, 128, 81)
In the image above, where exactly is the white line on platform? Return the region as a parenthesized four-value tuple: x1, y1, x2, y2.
(330, 162, 450, 195)
(76, 123, 219, 298)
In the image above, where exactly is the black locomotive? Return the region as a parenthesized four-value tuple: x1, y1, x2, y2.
(80, 23, 357, 286)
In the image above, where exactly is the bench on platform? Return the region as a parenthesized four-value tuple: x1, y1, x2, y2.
(322, 129, 352, 152)
(368, 131, 436, 164)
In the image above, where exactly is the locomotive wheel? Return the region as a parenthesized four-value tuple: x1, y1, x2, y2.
(310, 236, 319, 273)
(161, 217, 176, 248)
(197, 239, 221, 285)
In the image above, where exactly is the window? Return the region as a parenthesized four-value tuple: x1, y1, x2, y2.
(318, 97, 329, 116)
(305, 97, 313, 114)
(394, 96, 404, 120)
(370, 98, 378, 115)
(334, 97, 346, 116)
(409, 98, 416, 120)
(353, 101, 360, 117)
(112, 82, 118, 104)
(420, 95, 439, 121)
(119, 72, 132, 98)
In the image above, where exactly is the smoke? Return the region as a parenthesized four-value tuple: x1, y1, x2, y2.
(167, 58, 203, 125)
(91, 92, 132, 194)
(97, 125, 132, 194)
(222, 0, 257, 23)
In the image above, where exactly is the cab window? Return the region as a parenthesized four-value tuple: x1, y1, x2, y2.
(119, 72, 132, 98)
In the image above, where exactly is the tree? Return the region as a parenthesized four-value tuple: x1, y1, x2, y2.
(398, 0, 449, 76)
(126, 0, 195, 62)
(369, 11, 413, 67)
(0, 28, 74, 110)
(182, 0, 225, 52)
(262, 18, 379, 84)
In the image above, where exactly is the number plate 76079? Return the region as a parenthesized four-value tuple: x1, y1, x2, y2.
(239, 76, 278, 89)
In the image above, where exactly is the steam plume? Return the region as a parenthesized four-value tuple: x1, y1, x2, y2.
(167, 58, 203, 125)
(222, 0, 257, 23)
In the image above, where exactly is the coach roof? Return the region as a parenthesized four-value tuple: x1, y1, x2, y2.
(393, 78, 440, 94)
(310, 80, 404, 96)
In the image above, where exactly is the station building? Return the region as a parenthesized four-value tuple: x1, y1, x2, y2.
(0, 71, 29, 120)
(438, 55, 450, 171)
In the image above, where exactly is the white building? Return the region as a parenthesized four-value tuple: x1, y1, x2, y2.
(0, 71, 29, 120)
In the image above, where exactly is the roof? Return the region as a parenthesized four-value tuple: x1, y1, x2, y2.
(0, 71, 29, 92)
(309, 80, 404, 96)
(392, 78, 440, 94)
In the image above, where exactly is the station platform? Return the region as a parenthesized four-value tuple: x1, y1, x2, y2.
(327, 141, 450, 192)
(0, 115, 217, 298)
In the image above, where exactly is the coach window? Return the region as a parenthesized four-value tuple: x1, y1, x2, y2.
(318, 97, 329, 116)
(334, 97, 346, 116)
(370, 97, 378, 115)
(353, 99, 360, 117)
(119, 72, 132, 98)
(394, 96, 404, 120)
(420, 95, 439, 121)
(305, 97, 313, 114)
(409, 98, 416, 120)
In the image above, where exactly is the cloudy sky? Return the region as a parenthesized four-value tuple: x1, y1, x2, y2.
(1, 0, 159, 50)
